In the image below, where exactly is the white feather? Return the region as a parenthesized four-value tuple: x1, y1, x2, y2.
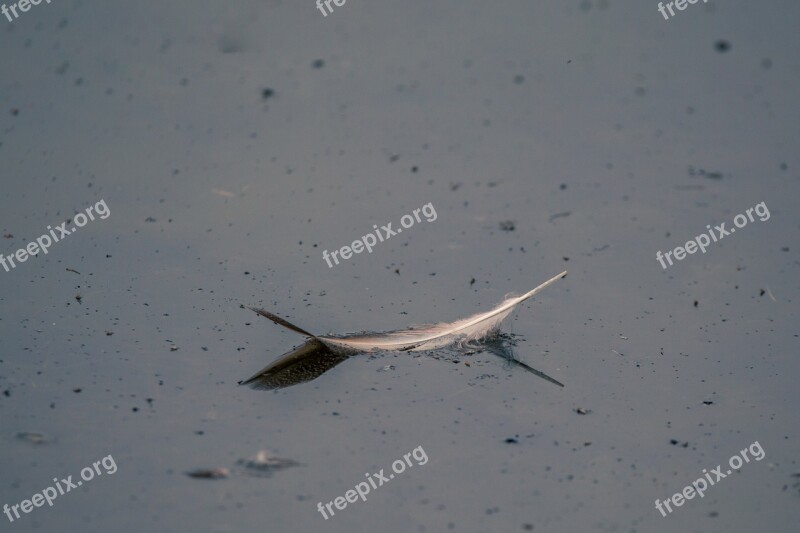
(316, 271, 567, 352)
(244, 272, 567, 389)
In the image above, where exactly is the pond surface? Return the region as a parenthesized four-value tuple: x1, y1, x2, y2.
(1, 1, 798, 532)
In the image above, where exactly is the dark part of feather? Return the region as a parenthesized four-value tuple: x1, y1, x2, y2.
(239, 339, 350, 390)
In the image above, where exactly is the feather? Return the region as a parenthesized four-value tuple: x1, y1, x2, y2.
(243, 272, 566, 389)
(319, 271, 566, 352)
(249, 271, 566, 353)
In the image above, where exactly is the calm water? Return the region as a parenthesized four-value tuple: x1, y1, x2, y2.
(1, 1, 798, 532)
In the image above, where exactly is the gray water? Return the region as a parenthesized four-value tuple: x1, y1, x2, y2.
(1, 1, 798, 532)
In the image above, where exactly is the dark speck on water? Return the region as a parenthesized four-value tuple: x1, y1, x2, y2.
(17, 432, 48, 445)
(689, 166, 723, 179)
(549, 211, 571, 222)
(499, 220, 516, 231)
(187, 468, 229, 480)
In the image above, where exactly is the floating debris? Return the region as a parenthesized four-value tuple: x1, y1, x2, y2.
(17, 432, 48, 445)
(498, 220, 516, 231)
(65, 268, 81, 275)
(212, 188, 237, 198)
(377, 365, 395, 372)
(186, 468, 229, 480)
(236, 450, 302, 477)
(765, 286, 777, 302)
(575, 407, 590, 415)
(714, 40, 731, 53)
(789, 473, 800, 495)
(688, 166, 723, 179)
